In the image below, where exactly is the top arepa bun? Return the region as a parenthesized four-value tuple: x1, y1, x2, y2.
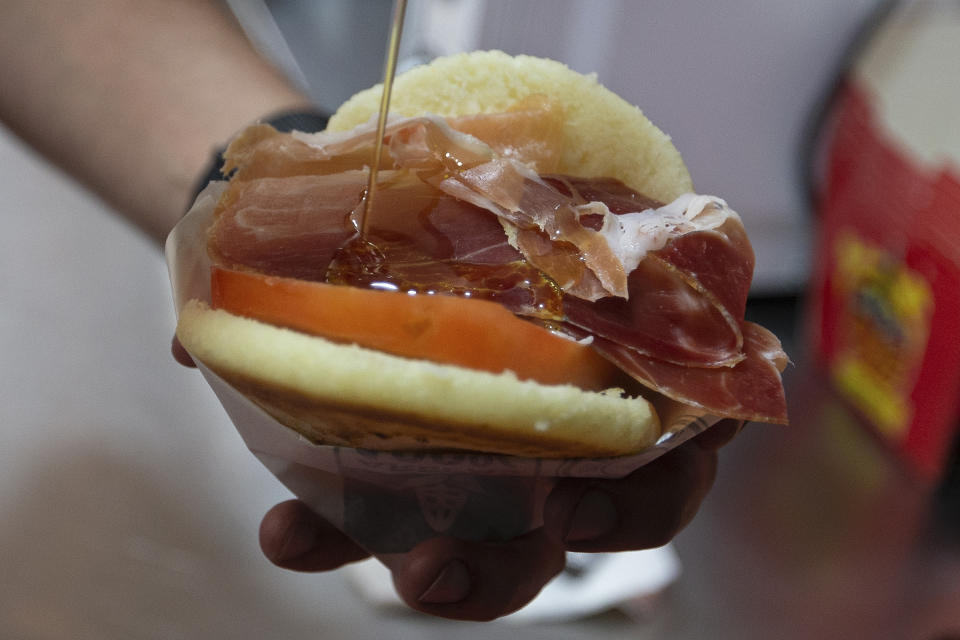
(328, 50, 693, 203)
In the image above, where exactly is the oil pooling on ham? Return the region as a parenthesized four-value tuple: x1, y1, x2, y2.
(208, 107, 788, 424)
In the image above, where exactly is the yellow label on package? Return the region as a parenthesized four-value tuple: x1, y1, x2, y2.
(830, 231, 933, 440)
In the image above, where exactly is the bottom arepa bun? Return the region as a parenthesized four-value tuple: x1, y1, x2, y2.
(177, 301, 660, 458)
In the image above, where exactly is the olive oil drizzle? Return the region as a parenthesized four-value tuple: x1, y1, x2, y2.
(359, 0, 408, 238)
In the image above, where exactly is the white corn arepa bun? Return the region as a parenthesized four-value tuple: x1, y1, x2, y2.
(178, 301, 658, 457)
(179, 51, 697, 457)
(328, 49, 693, 202)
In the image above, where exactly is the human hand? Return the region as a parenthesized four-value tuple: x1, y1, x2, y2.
(258, 418, 744, 621)
(179, 325, 740, 620)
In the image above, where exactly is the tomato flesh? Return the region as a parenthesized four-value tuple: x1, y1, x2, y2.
(210, 266, 620, 390)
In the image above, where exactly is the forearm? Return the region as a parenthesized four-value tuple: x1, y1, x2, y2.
(0, 0, 311, 242)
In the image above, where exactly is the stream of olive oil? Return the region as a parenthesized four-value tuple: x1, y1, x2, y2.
(359, 0, 408, 238)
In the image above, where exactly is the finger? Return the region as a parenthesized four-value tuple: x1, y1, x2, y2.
(171, 336, 196, 368)
(381, 528, 566, 621)
(694, 418, 747, 451)
(259, 500, 369, 572)
(544, 442, 718, 553)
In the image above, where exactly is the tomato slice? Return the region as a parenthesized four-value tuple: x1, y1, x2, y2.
(210, 266, 620, 390)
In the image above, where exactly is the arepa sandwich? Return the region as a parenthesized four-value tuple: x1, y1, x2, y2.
(175, 51, 788, 458)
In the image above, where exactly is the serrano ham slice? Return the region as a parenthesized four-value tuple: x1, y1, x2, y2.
(208, 171, 362, 281)
(221, 124, 392, 182)
(563, 256, 745, 368)
(206, 107, 786, 424)
(221, 95, 563, 183)
(209, 169, 562, 317)
(384, 118, 751, 366)
(587, 322, 789, 424)
(445, 94, 565, 174)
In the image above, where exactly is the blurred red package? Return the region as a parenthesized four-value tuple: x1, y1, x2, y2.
(808, 2, 960, 480)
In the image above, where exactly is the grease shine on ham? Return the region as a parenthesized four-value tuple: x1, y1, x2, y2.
(208, 104, 788, 424)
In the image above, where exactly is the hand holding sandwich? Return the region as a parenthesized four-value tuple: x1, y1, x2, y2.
(258, 419, 742, 620)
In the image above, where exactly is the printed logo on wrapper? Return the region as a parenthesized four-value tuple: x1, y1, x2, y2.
(167, 187, 720, 553)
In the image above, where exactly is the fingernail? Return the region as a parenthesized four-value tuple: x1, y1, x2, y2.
(419, 559, 471, 604)
(275, 515, 319, 561)
(565, 489, 618, 542)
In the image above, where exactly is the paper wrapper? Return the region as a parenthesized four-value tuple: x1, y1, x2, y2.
(166, 183, 719, 554)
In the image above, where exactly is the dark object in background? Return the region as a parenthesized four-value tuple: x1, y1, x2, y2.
(936, 440, 960, 533)
(934, 424, 960, 535)
(745, 295, 800, 374)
